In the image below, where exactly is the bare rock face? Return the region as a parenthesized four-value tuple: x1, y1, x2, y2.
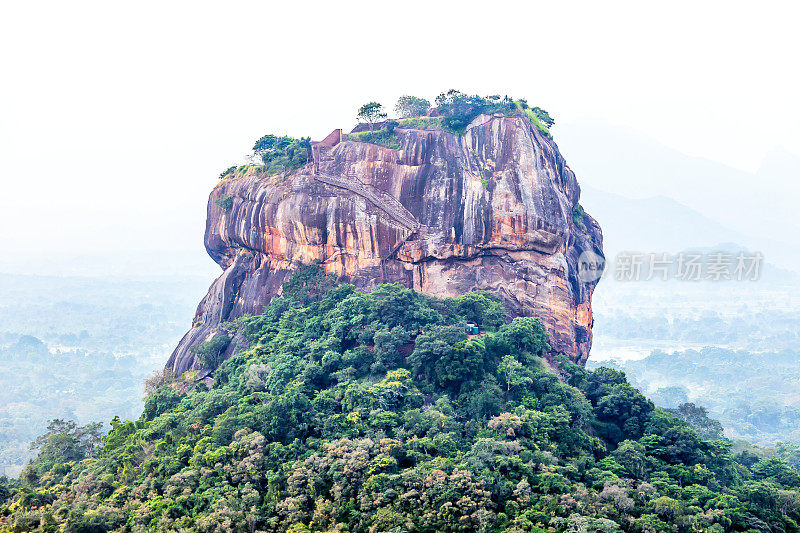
(167, 115, 603, 375)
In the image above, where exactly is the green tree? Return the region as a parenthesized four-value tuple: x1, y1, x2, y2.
(497, 354, 531, 398)
(594, 382, 654, 444)
(0, 477, 11, 506)
(497, 317, 550, 361)
(357, 102, 387, 131)
(530, 106, 554, 127)
(252, 134, 310, 174)
(433, 337, 487, 388)
(194, 333, 232, 369)
(633, 513, 671, 532)
(395, 95, 431, 118)
(752, 457, 800, 487)
(408, 324, 467, 381)
(583, 367, 629, 405)
(281, 262, 336, 305)
(455, 291, 506, 330)
(434, 90, 513, 133)
(141, 386, 182, 421)
(652, 495, 682, 521)
(373, 326, 409, 370)
(23, 419, 102, 479)
(666, 403, 725, 440)
(613, 439, 649, 479)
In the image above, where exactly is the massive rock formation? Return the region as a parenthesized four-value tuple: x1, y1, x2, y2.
(167, 114, 603, 375)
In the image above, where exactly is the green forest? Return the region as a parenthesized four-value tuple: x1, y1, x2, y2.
(2, 267, 800, 532)
(594, 347, 800, 447)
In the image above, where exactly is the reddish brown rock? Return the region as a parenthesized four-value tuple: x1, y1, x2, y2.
(167, 114, 603, 374)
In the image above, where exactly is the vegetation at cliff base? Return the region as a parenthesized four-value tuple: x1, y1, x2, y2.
(3, 266, 800, 532)
(193, 333, 232, 369)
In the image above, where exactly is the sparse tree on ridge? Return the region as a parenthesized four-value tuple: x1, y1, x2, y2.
(357, 102, 387, 131)
(394, 95, 431, 118)
(531, 106, 554, 127)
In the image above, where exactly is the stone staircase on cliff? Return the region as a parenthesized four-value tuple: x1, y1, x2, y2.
(310, 133, 421, 235)
(314, 171, 420, 234)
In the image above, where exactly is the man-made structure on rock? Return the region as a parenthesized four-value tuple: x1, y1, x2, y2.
(167, 113, 604, 375)
(310, 129, 342, 173)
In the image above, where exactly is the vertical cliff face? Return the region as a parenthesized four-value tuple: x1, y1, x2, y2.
(167, 114, 603, 375)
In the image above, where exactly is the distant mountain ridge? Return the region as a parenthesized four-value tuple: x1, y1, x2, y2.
(556, 119, 800, 272)
(580, 186, 743, 256)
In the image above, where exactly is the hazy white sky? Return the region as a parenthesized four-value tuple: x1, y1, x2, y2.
(1, 0, 798, 274)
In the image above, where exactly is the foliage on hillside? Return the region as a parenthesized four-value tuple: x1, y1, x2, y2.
(3, 266, 800, 532)
(572, 204, 587, 231)
(346, 121, 401, 149)
(252, 135, 311, 175)
(396, 116, 445, 131)
(433, 90, 553, 137)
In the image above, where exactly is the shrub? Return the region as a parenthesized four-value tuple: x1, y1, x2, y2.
(573, 203, 586, 230)
(218, 166, 236, 180)
(194, 333, 232, 369)
(521, 106, 553, 137)
(214, 194, 233, 211)
(142, 386, 182, 421)
(432, 90, 555, 137)
(530, 106, 554, 128)
(347, 126, 400, 149)
(143, 367, 175, 400)
(397, 117, 442, 131)
(434, 90, 515, 134)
